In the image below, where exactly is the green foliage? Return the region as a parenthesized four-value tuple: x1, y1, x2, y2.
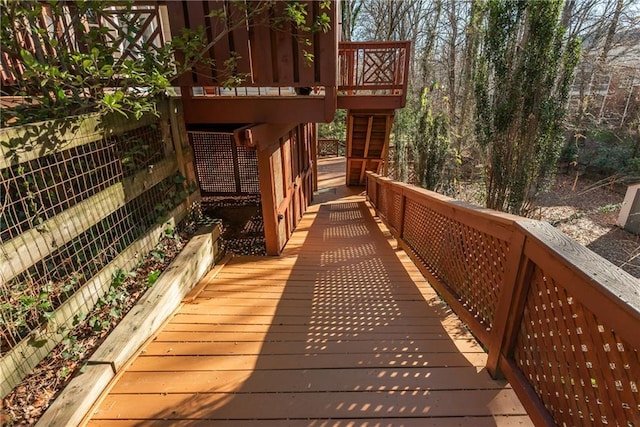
(146, 270, 161, 287)
(318, 109, 347, 141)
(1, 0, 332, 127)
(598, 203, 622, 214)
(86, 268, 131, 333)
(587, 142, 630, 174)
(414, 87, 453, 192)
(474, 0, 581, 215)
(0, 0, 175, 126)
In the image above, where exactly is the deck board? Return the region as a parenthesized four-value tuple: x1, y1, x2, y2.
(86, 158, 531, 426)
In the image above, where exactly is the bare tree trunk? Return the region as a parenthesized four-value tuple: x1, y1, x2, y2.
(458, 0, 483, 153)
(600, 0, 623, 62)
(447, 0, 458, 129)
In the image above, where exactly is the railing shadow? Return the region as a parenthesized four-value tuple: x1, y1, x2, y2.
(109, 194, 525, 425)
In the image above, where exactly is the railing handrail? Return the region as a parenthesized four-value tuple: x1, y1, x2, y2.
(366, 171, 640, 426)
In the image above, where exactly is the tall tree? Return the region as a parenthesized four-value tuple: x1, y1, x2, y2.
(474, 0, 581, 214)
(341, 0, 364, 41)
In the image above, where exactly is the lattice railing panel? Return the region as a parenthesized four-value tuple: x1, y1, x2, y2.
(98, 6, 165, 67)
(378, 182, 390, 222)
(318, 139, 341, 157)
(387, 186, 403, 233)
(363, 49, 398, 85)
(368, 179, 378, 209)
(366, 172, 640, 424)
(402, 198, 508, 330)
(515, 266, 640, 426)
(1, 3, 165, 87)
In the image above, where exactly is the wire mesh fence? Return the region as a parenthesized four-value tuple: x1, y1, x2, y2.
(189, 131, 260, 196)
(0, 112, 184, 354)
(0, 122, 165, 242)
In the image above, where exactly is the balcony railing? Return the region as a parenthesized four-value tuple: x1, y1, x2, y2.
(0, 2, 166, 89)
(337, 41, 411, 109)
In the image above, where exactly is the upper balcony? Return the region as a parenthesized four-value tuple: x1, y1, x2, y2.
(165, 1, 410, 124)
(337, 41, 411, 111)
(0, 1, 411, 125)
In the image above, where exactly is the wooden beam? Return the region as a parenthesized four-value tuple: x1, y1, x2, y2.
(34, 364, 114, 427)
(187, 1, 213, 86)
(182, 96, 329, 124)
(296, 1, 316, 86)
(337, 95, 405, 111)
(316, 0, 338, 86)
(359, 160, 367, 185)
(165, 1, 191, 87)
(274, 2, 294, 84)
(249, 5, 273, 84)
(168, 98, 199, 208)
(380, 113, 394, 175)
(208, 0, 232, 85)
(257, 142, 281, 255)
(233, 123, 296, 152)
(363, 115, 373, 158)
(311, 124, 318, 192)
(0, 113, 155, 168)
(485, 231, 527, 378)
(227, 2, 252, 79)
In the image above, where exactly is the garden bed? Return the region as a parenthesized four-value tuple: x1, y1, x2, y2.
(1, 217, 221, 426)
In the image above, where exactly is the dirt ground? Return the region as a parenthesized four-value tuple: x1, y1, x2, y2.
(532, 173, 640, 278)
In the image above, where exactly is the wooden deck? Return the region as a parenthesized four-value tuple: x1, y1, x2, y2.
(86, 158, 532, 426)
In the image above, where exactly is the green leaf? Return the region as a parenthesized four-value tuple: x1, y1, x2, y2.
(173, 173, 186, 184)
(147, 270, 161, 287)
(29, 338, 48, 348)
(20, 49, 35, 66)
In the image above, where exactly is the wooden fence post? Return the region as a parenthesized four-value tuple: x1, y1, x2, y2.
(168, 98, 199, 210)
(485, 229, 529, 378)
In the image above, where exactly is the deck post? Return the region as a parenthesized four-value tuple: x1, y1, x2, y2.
(485, 230, 529, 378)
(258, 141, 281, 255)
(168, 97, 199, 209)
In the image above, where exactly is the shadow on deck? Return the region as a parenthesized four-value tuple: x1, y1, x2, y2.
(87, 157, 532, 426)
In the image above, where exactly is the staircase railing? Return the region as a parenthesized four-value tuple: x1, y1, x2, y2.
(367, 172, 640, 427)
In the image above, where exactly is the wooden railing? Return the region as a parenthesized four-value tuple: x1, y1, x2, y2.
(167, 1, 337, 90)
(0, 2, 166, 89)
(366, 172, 640, 427)
(318, 138, 343, 157)
(338, 41, 411, 96)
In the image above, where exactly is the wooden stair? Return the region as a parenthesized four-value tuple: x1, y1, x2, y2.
(345, 110, 394, 186)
